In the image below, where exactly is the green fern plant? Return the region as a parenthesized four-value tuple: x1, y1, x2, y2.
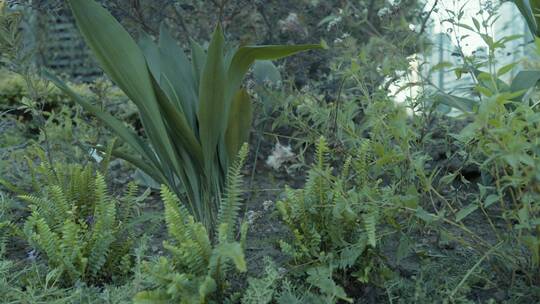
(241, 257, 281, 304)
(277, 137, 388, 300)
(134, 144, 249, 304)
(21, 161, 145, 285)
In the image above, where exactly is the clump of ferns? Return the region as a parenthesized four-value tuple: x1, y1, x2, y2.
(20, 161, 146, 285)
(277, 137, 394, 291)
(134, 144, 249, 304)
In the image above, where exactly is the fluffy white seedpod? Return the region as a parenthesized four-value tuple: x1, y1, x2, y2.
(266, 143, 295, 170)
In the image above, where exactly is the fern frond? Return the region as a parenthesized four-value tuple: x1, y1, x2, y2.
(60, 220, 84, 279)
(99, 138, 116, 176)
(362, 209, 378, 248)
(209, 242, 247, 275)
(87, 178, 116, 278)
(48, 185, 70, 221)
(217, 143, 248, 242)
(340, 156, 352, 181)
(28, 213, 62, 266)
(241, 258, 280, 304)
(133, 290, 171, 304)
(161, 185, 192, 244)
(315, 136, 329, 171)
(354, 139, 371, 186)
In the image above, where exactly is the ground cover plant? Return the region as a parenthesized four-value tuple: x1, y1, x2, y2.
(3, 0, 540, 303)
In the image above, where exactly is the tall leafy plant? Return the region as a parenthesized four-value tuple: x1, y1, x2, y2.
(514, 0, 540, 37)
(134, 144, 249, 303)
(46, 0, 323, 233)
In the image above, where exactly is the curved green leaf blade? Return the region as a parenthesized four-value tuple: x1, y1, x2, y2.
(226, 44, 324, 103)
(225, 90, 252, 164)
(198, 25, 227, 174)
(513, 0, 540, 37)
(67, 0, 183, 187)
(158, 25, 199, 127)
(510, 70, 540, 100)
(191, 39, 207, 93)
(45, 71, 169, 186)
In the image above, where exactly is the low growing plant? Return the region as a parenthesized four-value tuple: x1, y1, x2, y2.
(276, 137, 396, 302)
(21, 161, 146, 285)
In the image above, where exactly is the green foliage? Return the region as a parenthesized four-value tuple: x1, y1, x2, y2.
(241, 258, 281, 304)
(47, 0, 324, 234)
(134, 144, 249, 303)
(0, 237, 151, 303)
(0, 2, 23, 68)
(21, 161, 144, 285)
(457, 90, 540, 283)
(514, 0, 540, 37)
(277, 137, 395, 300)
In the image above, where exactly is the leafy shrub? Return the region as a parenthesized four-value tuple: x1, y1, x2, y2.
(457, 91, 540, 283)
(277, 137, 396, 301)
(134, 144, 249, 303)
(21, 161, 145, 285)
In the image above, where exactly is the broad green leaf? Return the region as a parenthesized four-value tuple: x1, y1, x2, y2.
(497, 62, 518, 77)
(191, 39, 207, 92)
(455, 204, 478, 222)
(66, 0, 183, 189)
(475, 85, 493, 97)
(139, 34, 202, 164)
(44, 71, 163, 179)
(150, 74, 202, 165)
(513, 0, 540, 37)
(415, 207, 437, 224)
(510, 70, 540, 100)
(138, 33, 161, 86)
(226, 44, 324, 106)
(473, 68, 510, 92)
(158, 25, 198, 127)
(433, 93, 476, 113)
(225, 89, 252, 164)
(456, 23, 474, 31)
(484, 194, 499, 208)
(67, 0, 159, 119)
(472, 17, 481, 31)
(217, 43, 324, 169)
(198, 25, 227, 174)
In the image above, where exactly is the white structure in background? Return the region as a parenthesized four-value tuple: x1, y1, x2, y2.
(391, 1, 531, 109)
(427, 1, 529, 92)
